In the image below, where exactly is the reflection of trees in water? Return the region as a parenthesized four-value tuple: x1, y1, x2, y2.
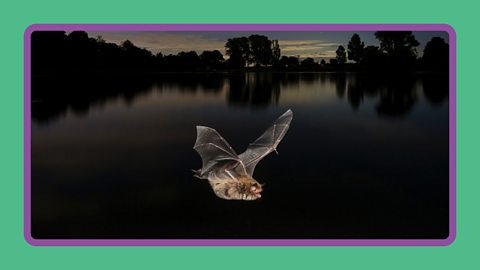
(349, 74, 417, 117)
(375, 78, 416, 117)
(297, 72, 317, 85)
(335, 73, 347, 98)
(32, 74, 225, 124)
(336, 73, 447, 117)
(159, 73, 225, 93)
(347, 81, 364, 110)
(227, 72, 336, 108)
(32, 76, 157, 123)
(422, 74, 449, 105)
(227, 73, 281, 108)
(32, 72, 449, 124)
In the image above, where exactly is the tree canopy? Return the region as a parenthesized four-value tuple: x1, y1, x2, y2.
(336, 45, 347, 65)
(374, 31, 420, 70)
(225, 35, 277, 67)
(421, 37, 449, 72)
(347, 33, 365, 63)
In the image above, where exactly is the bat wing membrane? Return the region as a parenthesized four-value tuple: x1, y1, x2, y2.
(193, 126, 247, 179)
(238, 109, 293, 176)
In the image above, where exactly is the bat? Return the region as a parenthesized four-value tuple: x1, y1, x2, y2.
(193, 109, 293, 200)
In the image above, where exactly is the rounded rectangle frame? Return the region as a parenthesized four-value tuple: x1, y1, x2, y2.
(24, 23, 456, 246)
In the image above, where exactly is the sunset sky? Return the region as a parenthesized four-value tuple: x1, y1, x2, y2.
(87, 31, 449, 60)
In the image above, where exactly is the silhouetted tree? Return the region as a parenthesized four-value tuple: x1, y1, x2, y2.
(329, 59, 338, 66)
(121, 40, 135, 50)
(31, 31, 67, 74)
(162, 54, 178, 70)
(287, 56, 300, 68)
(225, 35, 278, 67)
(96, 39, 123, 70)
(120, 40, 154, 70)
(300, 57, 318, 69)
(336, 46, 347, 65)
(177, 51, 201, 70)
(272, 40, 281, 65)
(95, 35, 105, 44)
(277, 56, 289, 68)
(154, 52, 164, 70)
(375, 31, 419, 56)
(248, 35, 273, 66)
(374, 31, 419, 70)
(360, 45, 387, 71)
(200, 50, 224, 70)
(67, 31, 97, 70)
(347, 33, 365, 63)
(225, 37, 250, 68)
(421, 37, 449, 72)
(320, 59, 326, 66)
(225, 54, 246, 69)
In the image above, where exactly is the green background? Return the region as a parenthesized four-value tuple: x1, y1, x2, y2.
(0, 0, 477, 269)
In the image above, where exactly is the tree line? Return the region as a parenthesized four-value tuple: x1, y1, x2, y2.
(32, 31, 282, 74)
(334, 32, 449, 72)
(31, 31, 449, 75)
(300, 32, 448, 72)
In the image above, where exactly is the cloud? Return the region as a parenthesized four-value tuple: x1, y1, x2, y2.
(278, 40, 341, 59)
(88, 32, 342, 59)
(88, 31, 225, 55)
(279, 40, 339, 48)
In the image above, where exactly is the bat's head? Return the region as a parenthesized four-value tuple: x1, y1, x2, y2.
(237, 176, 263, 201)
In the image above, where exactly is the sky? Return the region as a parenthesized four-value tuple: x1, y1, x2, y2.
(88, 31, 449, 60)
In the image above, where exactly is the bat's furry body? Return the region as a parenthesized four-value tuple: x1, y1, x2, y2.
(193, 109, 293, 200)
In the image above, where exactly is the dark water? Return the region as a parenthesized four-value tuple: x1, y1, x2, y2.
(31, 72, 449, 239)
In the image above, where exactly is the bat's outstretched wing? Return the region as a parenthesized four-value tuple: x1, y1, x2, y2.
(239, 109, 293, 176)
(193, 126, 247, 179)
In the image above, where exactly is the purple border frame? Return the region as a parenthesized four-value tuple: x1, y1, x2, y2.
(24, 24, 456, 246)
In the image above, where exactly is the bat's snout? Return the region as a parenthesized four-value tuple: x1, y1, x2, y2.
(250, 184, 263, 198)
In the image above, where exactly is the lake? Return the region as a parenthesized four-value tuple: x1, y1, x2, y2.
(31, 72, 449, 239)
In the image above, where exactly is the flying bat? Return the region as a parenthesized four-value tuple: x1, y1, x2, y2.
(193, 109, 293, 200)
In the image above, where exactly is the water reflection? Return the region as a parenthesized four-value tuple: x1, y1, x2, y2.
(335, 73, 347, 99)
(31, 72, 449, 239)
(344, 74, 418, 117)
(423, 75, 449, 105)
(376, 78, 416, 117)
(32, 75, 156, 123)
(32, 72, 448, 124)
(227, 73, 281, 108)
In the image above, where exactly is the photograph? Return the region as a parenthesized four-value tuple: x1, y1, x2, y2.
(27, 25, 451, 241)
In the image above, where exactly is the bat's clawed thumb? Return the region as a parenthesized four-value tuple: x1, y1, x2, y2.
(192, 169, 203, 179)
